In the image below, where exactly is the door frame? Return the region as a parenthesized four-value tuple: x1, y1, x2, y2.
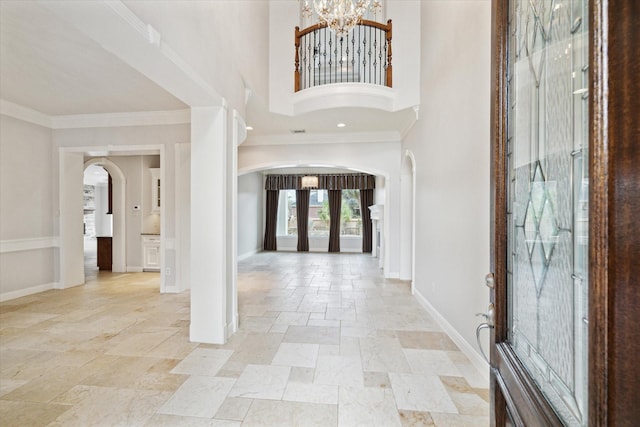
(490, 0, 640, 425)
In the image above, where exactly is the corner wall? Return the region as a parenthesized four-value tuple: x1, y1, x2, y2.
(0, 115, 56, 300)
(237, 172, 264, 259)
(401, 0, 492, 373)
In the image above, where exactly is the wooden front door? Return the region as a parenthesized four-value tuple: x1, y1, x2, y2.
(490, 1, 639, 425)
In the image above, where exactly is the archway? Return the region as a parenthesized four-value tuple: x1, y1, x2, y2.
(84, 158, 126, 273)
(237, 162, 390, 268)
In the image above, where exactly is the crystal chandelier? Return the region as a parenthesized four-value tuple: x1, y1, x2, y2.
(302, 0, 382, 36)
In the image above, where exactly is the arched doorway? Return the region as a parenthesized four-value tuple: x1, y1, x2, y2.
(83, 158, 126, 273)
(82, 165, 110, 276)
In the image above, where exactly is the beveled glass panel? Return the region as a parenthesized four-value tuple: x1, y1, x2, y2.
(506, 1, 589, 425)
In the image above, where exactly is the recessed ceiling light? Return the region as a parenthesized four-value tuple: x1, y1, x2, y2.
(337, 123, 346, 128)
(245, 126, 254, 131)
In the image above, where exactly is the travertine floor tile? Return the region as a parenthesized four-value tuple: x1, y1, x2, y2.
(338, 386, 402, 426)
(242, 399, 337, 427)
(0, 255, 489, 426)
(170, 347, 233, 376)
(157, 375, 235, 418)
(0, 400, 71, 427)
(214, 396, 253, 421)
(49, 384, 170, 426)
(228, 364, 290, 400)
(389, 373, 458, 413)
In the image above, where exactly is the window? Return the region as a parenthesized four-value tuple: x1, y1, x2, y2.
(341, 189, 362, 236)
(277, 190, 298, 236)
(277, 189, 362, 237)
(309, 190, 329, 236)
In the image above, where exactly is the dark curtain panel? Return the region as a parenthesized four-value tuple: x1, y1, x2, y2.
(328, 190, 342, 253)
(360, 189, 374, 253)
(296, 189, 310, 252)
(263, 190, 279, 251)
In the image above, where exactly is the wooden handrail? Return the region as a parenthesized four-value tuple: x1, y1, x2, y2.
(294, 19, 393, 92)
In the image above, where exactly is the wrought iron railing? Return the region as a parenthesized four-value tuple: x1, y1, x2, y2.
(294, 20, 392, 92)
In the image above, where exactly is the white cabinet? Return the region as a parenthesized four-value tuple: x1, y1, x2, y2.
(150, 168, 160, 213)
(142, 235, 160, 271)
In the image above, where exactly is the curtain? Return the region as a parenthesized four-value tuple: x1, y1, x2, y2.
(265, 173, 375, 190)
(296, 189, 310, 252)
(328, 190, 342, 253)
(263, 190, 279, 251)
(360, 189, 374, 253)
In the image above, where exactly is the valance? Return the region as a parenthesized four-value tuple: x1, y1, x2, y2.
(264, 174, 376, 191)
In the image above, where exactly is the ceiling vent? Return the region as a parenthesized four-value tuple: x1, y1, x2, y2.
(290, 129, 306, 134)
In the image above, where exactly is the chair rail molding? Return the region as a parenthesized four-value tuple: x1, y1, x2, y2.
(0, 237, 60, 254)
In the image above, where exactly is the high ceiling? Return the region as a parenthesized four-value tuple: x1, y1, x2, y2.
(0, 1, 414, 136)
(0, 2, 187, 116)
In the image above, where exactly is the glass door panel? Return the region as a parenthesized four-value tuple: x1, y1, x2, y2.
(506, 1, 589, 425)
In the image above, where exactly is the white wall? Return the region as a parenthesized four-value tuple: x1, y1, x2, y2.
(237, 172, 264, 259)
(401, 0, 491, 372)
(238, 139, 401, 278)
(0, 115, 56, 299)
(0, 115, 53, 240)
(142, 155, 161, 235)
(125, 1, 269, 119)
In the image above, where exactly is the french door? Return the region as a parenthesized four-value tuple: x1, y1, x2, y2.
(490, 1, 640, 425)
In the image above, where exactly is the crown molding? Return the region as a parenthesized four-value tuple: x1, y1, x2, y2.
(1, 99, 190, 129)
(243, 130, 402, 147)
(0, 100, 53, 128)
(52, 109, 191, 129)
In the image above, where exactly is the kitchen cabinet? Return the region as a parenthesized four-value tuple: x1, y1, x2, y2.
(142, 235, 160, 271)
(97, 236, 112, 270)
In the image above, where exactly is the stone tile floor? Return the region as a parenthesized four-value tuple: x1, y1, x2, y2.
(0, 252, 489, 426)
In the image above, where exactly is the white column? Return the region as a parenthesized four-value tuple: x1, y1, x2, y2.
(368, 204, 384, 270)
(190, 106, 227, 344)
(58, 150, 85, 289)
(175, 143, 191, 293)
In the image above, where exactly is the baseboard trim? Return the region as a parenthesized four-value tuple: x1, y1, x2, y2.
(238, 249, 259, 262)
(0, 282, 57, 302)
(127, 266, 144, 273)
(414, 289, 490, 383)
(226, 315, 238, 339)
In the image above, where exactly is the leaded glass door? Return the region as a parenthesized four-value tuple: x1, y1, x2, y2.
(490, 0, 590, 425)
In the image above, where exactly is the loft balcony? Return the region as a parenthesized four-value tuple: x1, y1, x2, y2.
(268, 1, 420, 118)
(294, 20, 392, 92)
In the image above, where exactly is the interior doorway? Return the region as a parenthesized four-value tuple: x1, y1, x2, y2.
(82, 164, 111, 279)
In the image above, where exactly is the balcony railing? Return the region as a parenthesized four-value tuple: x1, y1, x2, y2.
(294, 19, 392, 92)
